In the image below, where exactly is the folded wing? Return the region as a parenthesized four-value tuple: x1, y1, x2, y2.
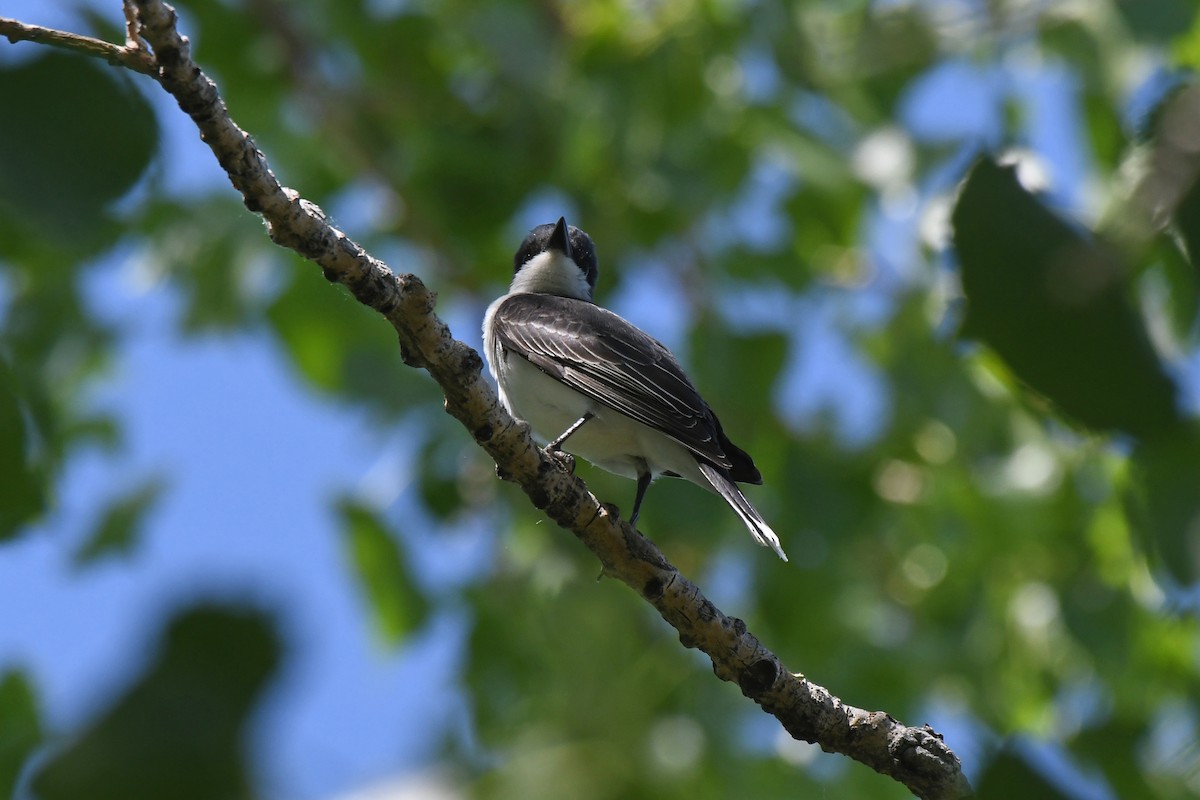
(491, 293, 761, 483)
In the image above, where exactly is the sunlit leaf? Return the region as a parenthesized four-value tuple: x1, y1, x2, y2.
(338, 499, 428, 646)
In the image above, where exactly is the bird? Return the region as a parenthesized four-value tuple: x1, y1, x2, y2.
(483, 217, 787, 560)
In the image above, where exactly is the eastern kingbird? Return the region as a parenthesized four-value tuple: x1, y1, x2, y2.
(483, 217, 787, 561)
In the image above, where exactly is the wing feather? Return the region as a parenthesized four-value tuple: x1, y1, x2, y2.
(491, 294, 754, 474)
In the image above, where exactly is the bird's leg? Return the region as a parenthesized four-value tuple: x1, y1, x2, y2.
(628, 467, 652, 527)
(544, 412, 593, 473)
(547, 412, 593, 452)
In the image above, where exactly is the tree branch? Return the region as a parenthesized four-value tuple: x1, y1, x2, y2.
(2, 3, 973, 797)
(0, 15, 155, 75)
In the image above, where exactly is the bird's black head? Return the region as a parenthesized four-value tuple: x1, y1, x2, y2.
(513, 216, 599, 295)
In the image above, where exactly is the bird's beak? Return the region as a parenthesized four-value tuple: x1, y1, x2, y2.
(549, 216, 572, 259)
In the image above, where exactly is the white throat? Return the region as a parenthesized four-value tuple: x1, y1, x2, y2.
(509, 250, 593, 300)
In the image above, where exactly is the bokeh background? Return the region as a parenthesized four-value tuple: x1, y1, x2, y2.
(2, 1, 1200, 798)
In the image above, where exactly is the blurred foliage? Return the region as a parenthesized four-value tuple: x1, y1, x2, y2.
(0, 357, 47, 540)
(3, 1, 1200, 799)
(0, 670, 41, 799)
(0, 51, 156, 246)
(339, 497, 429, 645)
(71, 476, 167, 567)
(953, 157, 1179, 438)
(30, 605, 280, 800)
(975, 743, 1074, 800)
(267, 259, 440, 414)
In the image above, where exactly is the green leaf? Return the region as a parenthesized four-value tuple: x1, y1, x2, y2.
(1138, 84, 1200, 312)
(1114, 0, 1197, 43)
(0, 52, 156, 243)
(339, 499, 428, 646)
(135, 198, 276, 332)
(975, 744, 1075, 800)
(417, 448, 465, 521)
(951, 157, 1180, 439)
(0, 358, 48, 541)
(0, 670, 42, 800)
(1072, 718, 1159, 800)
(1128, 426, 1200, 583)
(31, 605, 280, 800)
(266, 265, 438, 415)
(72, 478, 167, 568)
(1149, 233, 1200, 343)
(1173, 172, 1200, 283)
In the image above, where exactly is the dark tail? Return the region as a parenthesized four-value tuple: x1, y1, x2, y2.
(697, 463, 787, 561)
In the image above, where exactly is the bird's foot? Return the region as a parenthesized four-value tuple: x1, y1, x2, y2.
(543, 446, 576, 474)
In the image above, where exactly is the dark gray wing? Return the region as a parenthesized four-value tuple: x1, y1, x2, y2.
(491, 293, 761, 482)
